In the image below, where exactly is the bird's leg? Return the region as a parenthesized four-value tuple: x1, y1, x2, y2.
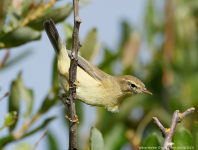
(59, 94, 79, 123)
(74, 81, 79, 86)
(65, 114, 79, 123)
(58, 93, 70, 109)
(64, 81, 79, 123)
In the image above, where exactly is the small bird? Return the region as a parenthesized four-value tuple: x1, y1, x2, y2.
(43, 19, 152, 113)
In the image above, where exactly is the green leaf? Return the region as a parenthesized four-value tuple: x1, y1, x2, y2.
(103, 123, 127, 150)
(173, 128, 193, 148)
(38, 51, 61, 114)
(24, 117, 56, 137)
(193, 121, 198, 149)
(4, 111, 17, 127)
(23, 90, 33, 118)
(15, 73, 33, 118)
(0, 111, 17, 131)
(0, 117, 55, 148)
(17, 75, 34, 118)
(80, 28, 97, 61)
(0, 0, 12, 30)
(142, 133, 160, 148)
(119, 21, 132, 48)
(21, 0, 32, 18)
(90, 127, 104, 150)
(0, 135, 14, 148)
(38, 90, 58, 115)
(8, 73, 34, 132)
(98, 47, 122, 74)
(62, 22, 73, 50)
(121, 31, 140, 68)
(62, 22, 73, 39)
(14, 143, 32, 150)
(80, 0, 91, 5)
(47, 131, 60, 150)
(27, 4, 72, 31)
(2, 50, 33, 70)
(38, 54, 61, 115)
(65, 38, 72, 51)
(0, 27, 41, 49)
(8, 80, 20, 133)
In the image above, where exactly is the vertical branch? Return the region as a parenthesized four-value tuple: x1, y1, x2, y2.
(68, 0, 82, 149)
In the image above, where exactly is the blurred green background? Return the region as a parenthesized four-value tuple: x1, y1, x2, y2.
(0, 0, 198, 150)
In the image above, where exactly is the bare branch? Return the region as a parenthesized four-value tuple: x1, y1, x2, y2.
(153, 117, 166, 137)
(68, 0, 82, 149)
(182, 108, 195, 118)
(153, 107, 195, 150)
(0, 91, 9, 101)
(33, 130, 47, 150)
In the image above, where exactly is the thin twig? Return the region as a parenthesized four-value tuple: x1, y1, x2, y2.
(153, 107, 195, 150)
(20, 0, 56, 26)
(14, 114, 40, 139)
(0, 92, 9, 101)
(0, 49, 10, 69)
(68, 0, 82, 149)
(153, 117, 166, 136)
(33, 130, 47, 150)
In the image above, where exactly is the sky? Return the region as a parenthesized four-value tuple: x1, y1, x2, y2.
(0, 0, 161, 149)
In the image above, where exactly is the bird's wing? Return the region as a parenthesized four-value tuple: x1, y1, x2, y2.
(67, 50, 107, 83)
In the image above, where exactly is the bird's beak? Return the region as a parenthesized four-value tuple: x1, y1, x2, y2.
(141, 88, 153, 95)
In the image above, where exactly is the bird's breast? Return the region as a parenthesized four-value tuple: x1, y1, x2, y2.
(58, 69, 126, 113)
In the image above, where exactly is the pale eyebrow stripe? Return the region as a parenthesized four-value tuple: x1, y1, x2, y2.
(125, 80, 138, 86)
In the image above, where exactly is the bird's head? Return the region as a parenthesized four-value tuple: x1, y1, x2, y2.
(117, 75, 152, 96)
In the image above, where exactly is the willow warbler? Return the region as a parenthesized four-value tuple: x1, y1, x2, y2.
(43, 19, 152, 113)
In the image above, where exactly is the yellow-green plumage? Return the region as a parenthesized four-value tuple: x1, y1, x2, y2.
(43, 19, 152, 113)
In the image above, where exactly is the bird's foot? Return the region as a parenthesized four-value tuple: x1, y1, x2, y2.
(65, 115, 79, 123)
(74, 81, 79, 88)
(58, 93, 70, 109)
(66, 81, 79, 89)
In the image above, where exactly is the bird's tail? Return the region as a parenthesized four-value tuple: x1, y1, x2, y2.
(43, 19, 69, 62)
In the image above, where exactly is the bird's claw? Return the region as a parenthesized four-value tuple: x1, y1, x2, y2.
(58, 93, 70, 109)
(66, 81, 79, 89)
(65, 115, 79, 123)
(74, 81, 79, 87)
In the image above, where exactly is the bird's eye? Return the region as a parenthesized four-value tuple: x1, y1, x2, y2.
(131, 84, 136, 88)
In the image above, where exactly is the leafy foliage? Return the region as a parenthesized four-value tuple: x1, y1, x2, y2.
(27, 4, 72, 31)
(47, 131, 60, 150)
(89, 127, 104, 150)
(193, 122, 198, 150)
(1, 0, 198, 150)
(8, 73, 33, 132)
(0, 27, 41, 48)
(141, 133, 160, 148)
(0, 111, 17, 131)
(0, 0, 70, 146)
(80, 28, 97, 61)
(0, 0, 72, 49)
(173, 128, 193, 148)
